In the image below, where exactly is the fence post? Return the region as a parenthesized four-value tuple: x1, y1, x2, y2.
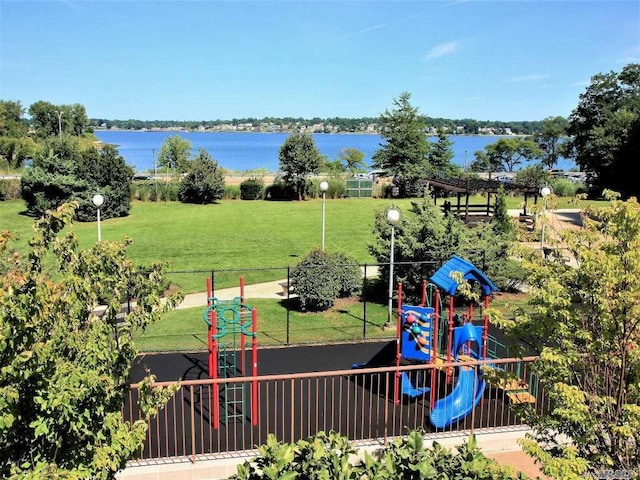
(362, 264, 367, 340)
(286, 266, 290, 346)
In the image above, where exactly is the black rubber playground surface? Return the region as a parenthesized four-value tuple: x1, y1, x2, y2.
(127, 339, 534, 461)
(130, 340, 392, 383)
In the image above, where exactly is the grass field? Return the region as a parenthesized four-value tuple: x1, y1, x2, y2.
(0, 193, 602, 272)
(1, 194, 600, 352)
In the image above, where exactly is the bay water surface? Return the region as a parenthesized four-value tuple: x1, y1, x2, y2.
(94, 130, 575, 174)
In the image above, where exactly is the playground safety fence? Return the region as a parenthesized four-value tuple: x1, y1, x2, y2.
(124, 356, 544, 463)
(135, 260, 478, 352)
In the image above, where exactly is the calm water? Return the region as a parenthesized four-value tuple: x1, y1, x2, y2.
(93, 130, 575, 173)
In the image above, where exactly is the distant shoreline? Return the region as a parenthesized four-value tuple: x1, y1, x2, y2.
(93, 128, 528, 138)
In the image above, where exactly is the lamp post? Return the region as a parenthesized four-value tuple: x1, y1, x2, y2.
(92, 194, 105, 242)
(540, 186, 551, 252)
(54, 110, 63, 138)
(386, 207, 400, 327)
(152, 148, 158, 200)
(320, 181, 329, 251)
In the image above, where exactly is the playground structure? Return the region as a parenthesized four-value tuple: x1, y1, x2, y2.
(203, 277, 259, 427)
(354, 255, 533, 429)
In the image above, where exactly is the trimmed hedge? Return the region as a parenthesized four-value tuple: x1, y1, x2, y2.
(240, 178, 265, 200)
(291, 250, 362, 311)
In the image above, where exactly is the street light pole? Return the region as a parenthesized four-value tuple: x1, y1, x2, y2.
(320, 181, 329, 251)
(92, 194, 105, 242)
(540, 186, 551, 253)
(54, 110, 63, 138)
(152, 149, 158, 200)
(386, 208, 401, 327)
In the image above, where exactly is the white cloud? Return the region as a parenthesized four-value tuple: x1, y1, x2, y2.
(443, 0, 470, 7)
(506, 74, 549, 83)
(341, 14, 420, 39)
(422, 41, 461, 61)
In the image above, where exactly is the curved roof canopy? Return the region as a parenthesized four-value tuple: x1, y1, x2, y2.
(429, 255, 498, 296)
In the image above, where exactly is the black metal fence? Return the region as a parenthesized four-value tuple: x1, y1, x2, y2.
(135, 261, 446, 352)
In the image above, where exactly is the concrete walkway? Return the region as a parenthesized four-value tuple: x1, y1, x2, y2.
(176, 266, 380, 310)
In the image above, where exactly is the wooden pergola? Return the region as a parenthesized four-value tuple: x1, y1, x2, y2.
(420, 175, 542, 224)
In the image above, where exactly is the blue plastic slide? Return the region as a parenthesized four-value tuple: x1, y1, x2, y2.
(430, 323, 485, 428)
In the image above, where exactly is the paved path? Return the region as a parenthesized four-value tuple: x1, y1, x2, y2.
(176, 266, 380, 310)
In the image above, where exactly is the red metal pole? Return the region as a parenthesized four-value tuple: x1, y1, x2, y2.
(251, 308, 259, 426)
(420, 279, 426, 307)
(211, 308, 219, 428)
(394, 283, 403, 405)
(240, 276, 246, 376)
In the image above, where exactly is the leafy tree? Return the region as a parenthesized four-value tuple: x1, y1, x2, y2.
(369, 194, 519, 301)
(28, 100, 59, 138)
(26, 101, 90, 138)
(0, 100, 27, 137)
(534, 116, 570, 170)
(337, 147, 365, 172)
(427, 129, 459, 177)
(178, 148, 225, 204)
(497, 191, 640, 477)
(512, 164, 549, 189)
(157, 134, 192, 173)
(278, 133, 322, 200)
(372, 92, 431, 197)
(20, 136, 133, 220)
(471, 138, 543, 173)
(0, 203, 182, 478)
(567, 63, 640, 198)
(0, 136, 37, 170)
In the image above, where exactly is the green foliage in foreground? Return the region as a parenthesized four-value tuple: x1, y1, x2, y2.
(497, 191, 640, 478)
(230, 430, 527, 480)
(0, 203, 183, 478)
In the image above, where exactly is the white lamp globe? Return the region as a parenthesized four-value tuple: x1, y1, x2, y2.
(320, 181, 329, 192)
(540, 187, 551, 197)
(386, 208, 400, 225)
(92, 194, 104, 207)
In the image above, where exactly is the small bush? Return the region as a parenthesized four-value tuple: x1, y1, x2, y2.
(265, 179, 296, 201)
(224, 185, 240, 199)
(240, 177, 265, 200)
(0, 179, 21, 201)
(550, 177, 580, 197)
(291, 250, 361, 311)
(230, 430, 524, 480)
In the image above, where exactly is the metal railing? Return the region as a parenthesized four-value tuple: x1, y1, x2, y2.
(124, 356, 544, 463)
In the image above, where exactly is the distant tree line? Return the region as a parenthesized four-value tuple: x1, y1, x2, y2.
(87, 116, 542, 135)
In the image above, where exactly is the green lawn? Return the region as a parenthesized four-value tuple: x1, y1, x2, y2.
(1, 194, 604, 272)
(133, 296, 393, 352)
(1, 194, 605, 352)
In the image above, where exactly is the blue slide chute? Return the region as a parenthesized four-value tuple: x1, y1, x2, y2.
(430, 323, 485, 429)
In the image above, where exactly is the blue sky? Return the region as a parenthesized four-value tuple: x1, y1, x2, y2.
(1, 0, 639, 122)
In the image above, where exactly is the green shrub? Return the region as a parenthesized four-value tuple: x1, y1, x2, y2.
(265, 178, 296, 201)
(224, 184, 241, 199)
(550, 177, 580, 197)
(291, 250, 361, 311)
(0, 179, 21, 201)
(240, 177, 265, 200)
(231, 430, 526, 480)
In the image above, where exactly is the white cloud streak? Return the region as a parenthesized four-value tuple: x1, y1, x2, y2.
(422, 41, 461, 61)
(506, 74, 549, 83)
(341, 14, 421, 39)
